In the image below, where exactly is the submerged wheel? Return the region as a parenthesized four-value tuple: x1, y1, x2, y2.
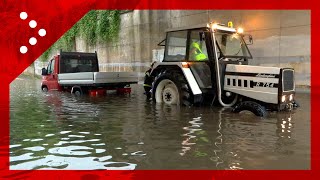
(71, 87, 83, 96)
(152, 71, 192, 106)
(232, 101, 267, 117)
(74, 90, 82, 96)
(41, 86, 48, 92)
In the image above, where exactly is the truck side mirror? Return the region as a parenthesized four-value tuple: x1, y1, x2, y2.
(41, 68, 48, 75)
(243, 34, 253, 45)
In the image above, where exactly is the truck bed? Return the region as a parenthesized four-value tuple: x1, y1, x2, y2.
(58, 72, 139, 86)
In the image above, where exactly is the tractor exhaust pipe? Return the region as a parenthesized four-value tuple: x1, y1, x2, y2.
(212, 32, 238, 107)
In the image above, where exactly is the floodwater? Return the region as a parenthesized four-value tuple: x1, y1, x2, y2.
(9, 77, 310, 170)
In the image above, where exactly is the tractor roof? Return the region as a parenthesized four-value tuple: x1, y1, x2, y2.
(165, 23, 237, 33)
(165, 24, 209, 32)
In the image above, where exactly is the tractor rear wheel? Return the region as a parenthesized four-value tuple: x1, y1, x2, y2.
(152, 71, 192, 106)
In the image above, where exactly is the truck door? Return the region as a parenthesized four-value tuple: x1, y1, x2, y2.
(46, 59, 60, 90)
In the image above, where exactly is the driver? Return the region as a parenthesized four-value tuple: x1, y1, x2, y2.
(189, 42, 207, 61)
(143, 61, 156, 100)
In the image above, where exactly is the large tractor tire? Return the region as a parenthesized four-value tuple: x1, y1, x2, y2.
(232, 101, 267, 117)
(152, 71, 192, 106)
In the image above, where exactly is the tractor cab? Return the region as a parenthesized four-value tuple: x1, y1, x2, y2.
(162, 22, 252, 62)
(159, 23, 252, 92)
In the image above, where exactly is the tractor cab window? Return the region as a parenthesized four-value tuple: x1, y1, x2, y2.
(188, 30, 208, 61)
(215, 32, 252, 59)
(47, 59, 54, 74)
(164, 31, 188, 61)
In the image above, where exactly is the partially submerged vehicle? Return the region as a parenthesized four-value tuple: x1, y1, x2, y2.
(147, 22, 297, 116)
(41, 51, 138, 95)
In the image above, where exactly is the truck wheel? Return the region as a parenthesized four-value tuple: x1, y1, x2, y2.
(41, 86, 48, 92)
(152, 71, 192, 106)
(74, 90, 82, 96)
(71, 87, 83, 96)
(232, 101, 267, 117)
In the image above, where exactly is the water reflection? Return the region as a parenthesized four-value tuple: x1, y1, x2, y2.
(180, 117, 203, 156)
(9, 78, 310, 170)
(211, 108, 226, 168)
(274, 113, 295, 156)
(276, 113, 293, 139)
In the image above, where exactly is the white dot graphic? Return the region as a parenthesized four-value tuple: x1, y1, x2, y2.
(20, 12, 28, 20)
(29, 20, 37, 28)
(38, 29, 46, 37)
(29, 37, 37, 45)
(20, 46, 28, 54)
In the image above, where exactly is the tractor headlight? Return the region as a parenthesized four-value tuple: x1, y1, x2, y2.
(237, 27, 244, 34)
(211, 23, 218, 31)
(281, 95, 286, 103)
(289, 94, 294, 101)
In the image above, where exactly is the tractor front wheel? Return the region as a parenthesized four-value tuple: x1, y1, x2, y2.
(232, 101, 267, 117)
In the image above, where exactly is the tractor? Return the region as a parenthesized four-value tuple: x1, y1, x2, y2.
(146, 22, 297, 117)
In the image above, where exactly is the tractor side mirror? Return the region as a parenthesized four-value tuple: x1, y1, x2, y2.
(243, 34, 253, 45)
(158, 39, 166, 46)
(41, 68, 48, 75)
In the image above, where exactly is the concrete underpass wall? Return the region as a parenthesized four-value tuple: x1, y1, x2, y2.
(74, 10, 310, 86)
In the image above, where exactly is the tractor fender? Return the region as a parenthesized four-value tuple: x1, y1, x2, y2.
(151, 64, 202, 98)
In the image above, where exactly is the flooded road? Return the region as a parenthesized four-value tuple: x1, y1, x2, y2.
(10, 77, 310, 170)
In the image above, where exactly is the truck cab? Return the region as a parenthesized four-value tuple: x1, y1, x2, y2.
(41, 51, 99, 92)
(41, 54, 61, 92)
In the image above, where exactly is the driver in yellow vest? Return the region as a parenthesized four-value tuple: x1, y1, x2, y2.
(189, 42, 207, 61)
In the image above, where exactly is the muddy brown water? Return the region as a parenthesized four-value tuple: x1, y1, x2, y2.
(9, 77, 310, 170)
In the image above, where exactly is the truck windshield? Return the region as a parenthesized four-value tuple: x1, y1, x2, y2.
(214, 32, 252, 59)
(60, 57, 98, 73)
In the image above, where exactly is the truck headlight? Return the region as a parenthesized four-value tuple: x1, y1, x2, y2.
(289, 94, 294, 101)
(281, 95, 286, 103)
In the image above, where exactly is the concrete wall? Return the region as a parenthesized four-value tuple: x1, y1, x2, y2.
(71, 10, 310, 86)
(24, 61, 47, 76)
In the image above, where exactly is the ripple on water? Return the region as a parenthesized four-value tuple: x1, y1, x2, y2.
(79, 132, 90, 135)
(68, 135, 85, 138)
(11, 155, 136, 170)
(10, 153, 36, 162)
(95, 155, 112, 162)
(9, 144, 22, 148)
(45, 134, 55, 137)
(96, 149, 106, 154)
(30, 139, 43, 142)
(130, 151, 146, 156)
(104, 162, 136, 170)
(91, 143, 106, 146)
(23, 146, 45, 152)
(60, 131, 72, 134)
(48, 146, 94, 156)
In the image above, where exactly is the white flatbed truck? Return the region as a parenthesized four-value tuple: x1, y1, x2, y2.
(41, 51, 138, 95)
